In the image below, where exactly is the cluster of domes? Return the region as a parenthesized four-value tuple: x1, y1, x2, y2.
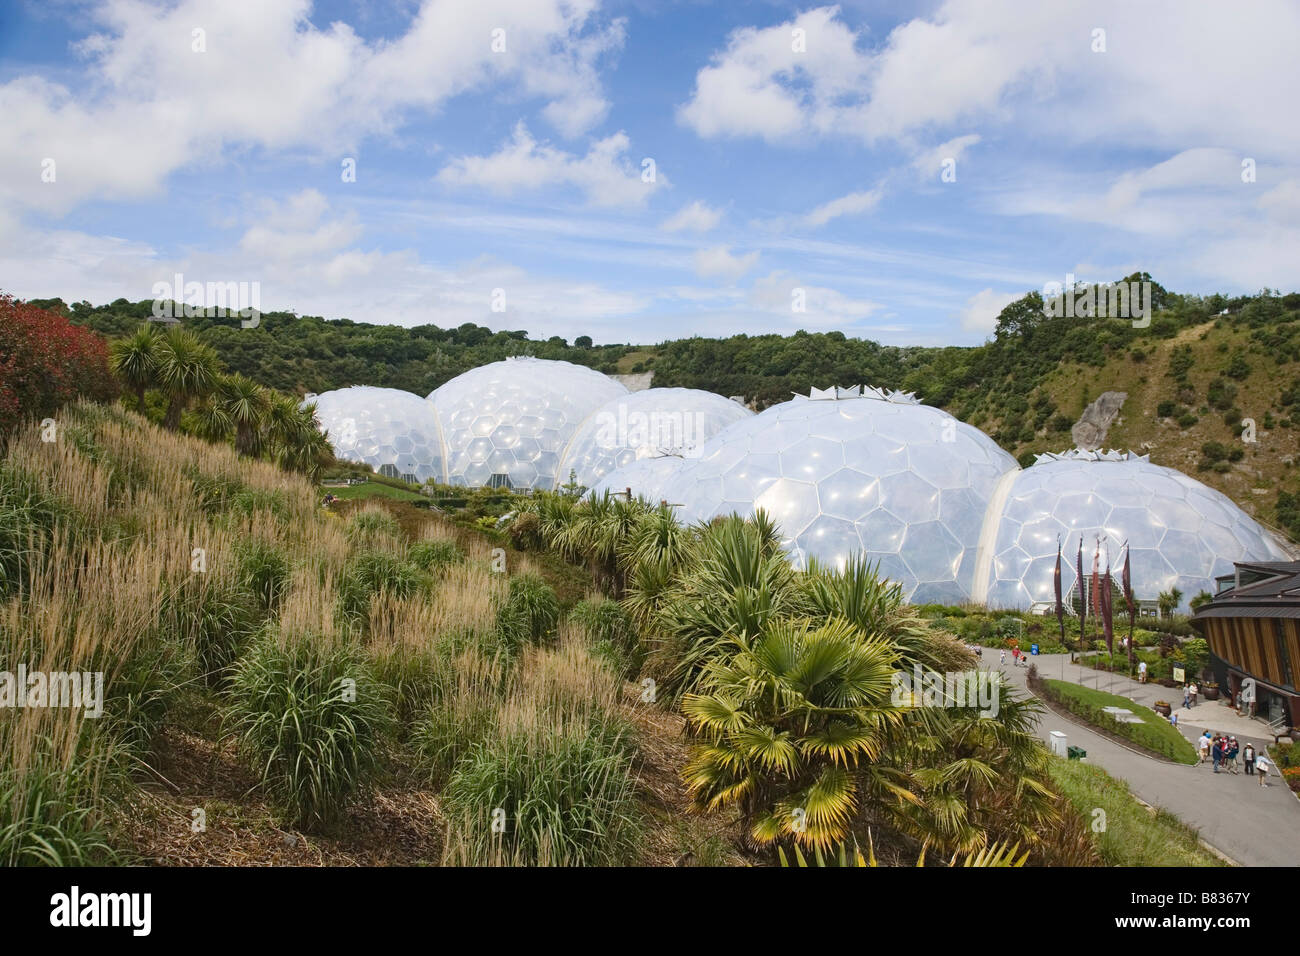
(307, 361, 1290, 611)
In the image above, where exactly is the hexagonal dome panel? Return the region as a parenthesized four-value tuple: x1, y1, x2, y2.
(661, 390, 1018, 600)
(308, 386, 446, 483)
(587, 456, 686, 504)
(429, 358, 627, 490)
(558, 388, 752, 490)
(984, 450, 1290, 613)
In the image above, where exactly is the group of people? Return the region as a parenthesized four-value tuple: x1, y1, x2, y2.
(1198, 731, 1271, 786)
(1182, 682, 1199, 708)
(998, 647, 1030, 668)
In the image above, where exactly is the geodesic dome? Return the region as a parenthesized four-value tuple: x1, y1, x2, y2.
(980, 449, 1290, 613)
(308, 386, 445, 483)
(587, 456, 688, 503)
(428, 357, 627, 490)
(660, 387, 1019, 603)
(558, 388, 752, 491)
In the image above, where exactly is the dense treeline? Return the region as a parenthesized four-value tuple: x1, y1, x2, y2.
(45, 277, 1299, 425)
(43, 297, 630, 397)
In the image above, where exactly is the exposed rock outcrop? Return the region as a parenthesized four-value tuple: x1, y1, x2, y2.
(1072, 391, 1127, 450)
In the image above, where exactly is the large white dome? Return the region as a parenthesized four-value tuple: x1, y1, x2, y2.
(661, 388, 1019, 603)
(981, 450, 1290, 613)
(587, 456, 687, 503)
(558, 388, 752, 491)
(429, 357, 627, 490)
(309, 386, 445, 483)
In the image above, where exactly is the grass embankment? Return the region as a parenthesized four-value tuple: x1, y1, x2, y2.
(1039, 679, 1198, 764)
(1047, 758, 1225, 866)
(0, 401, 745, 867)
(326, 481, 427, 504)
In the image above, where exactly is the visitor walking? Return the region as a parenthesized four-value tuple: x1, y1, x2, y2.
(1198, 731, 1212, 764)
(1256, 753, 1272, 788)
(1138, 660, 1147, 683)
(1188, 681, 1198, 707)
(1183, 685, 1191, 709)
(1226, 737, 1240, 773)
(1000, 649, 1006, 666)
(1211, 736, 1223, 773)
(1244, 742, 1257, 775)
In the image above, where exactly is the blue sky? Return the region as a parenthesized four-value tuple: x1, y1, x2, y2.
(1, 0, 1297, 345)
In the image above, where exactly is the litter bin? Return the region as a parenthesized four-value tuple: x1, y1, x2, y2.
(1067, 745, 1087, 760)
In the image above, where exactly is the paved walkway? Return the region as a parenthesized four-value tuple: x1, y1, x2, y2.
(988, 652, 1300, 867)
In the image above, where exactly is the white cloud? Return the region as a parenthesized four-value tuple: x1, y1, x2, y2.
(910, 134, 980, 180)
(0, 190, 649, 338)
(804, 187, 883, 227)
(0, 0, 622, 215)
(749, 270, 879, 326)
(694, 245, 760, 282)
(661, 200, 723, 233)
(679, 1, 1300, 156)
(957, 287, 1020, 336)
(436, 122, 664, 207)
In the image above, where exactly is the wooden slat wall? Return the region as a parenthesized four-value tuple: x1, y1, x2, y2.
(1205, 616, 1300, 689)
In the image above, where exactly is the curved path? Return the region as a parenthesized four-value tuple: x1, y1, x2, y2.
(994, 652, 1300, 867)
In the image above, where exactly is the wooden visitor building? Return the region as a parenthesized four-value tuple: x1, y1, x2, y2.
(1191, 561, 1300, 730)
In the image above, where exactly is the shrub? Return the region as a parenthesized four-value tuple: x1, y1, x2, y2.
(0, 763, 118, 866)
(0, 295, 117, 437)
(441, 714, 641, 866)
(226, 629, 393, 830)
(569, 597, 642, 678)
(236, 540, 291, 612)
(496, 573, 560, 648)
(407, 538, 461, 573)
(346, 507, 400, 541)
(338, 551, 429, 626)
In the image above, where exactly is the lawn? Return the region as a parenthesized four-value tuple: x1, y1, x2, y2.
(325, 481, 428, 504)
(1047, 758, 1225, 866)
(1039, 679, 1199, 764)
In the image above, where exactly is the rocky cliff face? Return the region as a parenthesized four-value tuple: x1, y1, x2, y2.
(1072, 391, 1128, 450)
(611, 371, 654, 392)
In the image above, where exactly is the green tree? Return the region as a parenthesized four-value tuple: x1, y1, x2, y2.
(154, 328, 221, 430)
(108, 323, 159, 411)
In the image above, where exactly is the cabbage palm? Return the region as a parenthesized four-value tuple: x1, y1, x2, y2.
(655, 512, 803, 697)
(217, 373, 270, 456)
(681, 616, 904, 851)
(267, 394, 330, 481)
(109, 324, 160, 411)
(154, 328, 221, 430)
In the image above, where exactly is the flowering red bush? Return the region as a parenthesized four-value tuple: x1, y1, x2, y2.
(0, 293, 118, 436)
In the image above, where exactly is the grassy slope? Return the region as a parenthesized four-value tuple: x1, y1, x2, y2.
(1042, 679, 1199, 764)
(1047, 758, 1224, 866)
(991, 321, 1298, 532)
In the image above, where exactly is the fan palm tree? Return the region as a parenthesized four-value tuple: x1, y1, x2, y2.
(154, 328, 221, 430)
(108, 324, 159, 411)
(681, 615, 904, 851)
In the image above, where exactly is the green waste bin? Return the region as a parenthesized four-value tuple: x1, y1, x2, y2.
(1067, 745, 1087, 760)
